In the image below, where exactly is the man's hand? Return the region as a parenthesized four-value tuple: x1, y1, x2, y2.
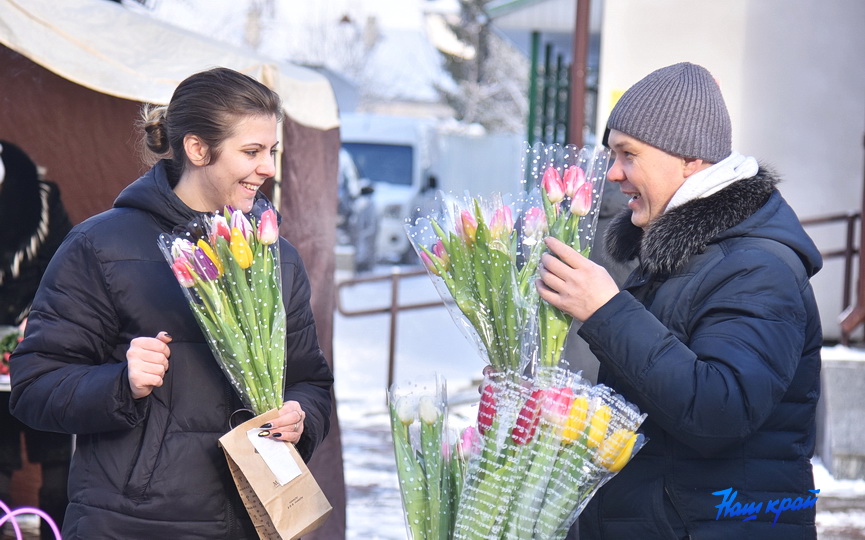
(536, 237, 620, 322)
(127, 331, 171, 399)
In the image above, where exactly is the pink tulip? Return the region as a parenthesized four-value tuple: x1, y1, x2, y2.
(420, 251, 440, 276)
(457, 425, 482, 460)
(563, 166, 586, 198)
(432, 240, 449, 267)
(489, 205, 514, 239)
(256, 208, 279, 245)
(441, 438, 452, 460)
(570, 181, 593, 217)
(541, 167, 565, 204)
(421, 240, 450, 276)
(456, 210, 478, 245)
(541, 386, 575, 425)
(524, 207, 548, 239)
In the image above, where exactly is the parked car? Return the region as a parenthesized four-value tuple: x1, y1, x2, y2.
(340, 113, 439, 263)
(336, 148, 378, 271)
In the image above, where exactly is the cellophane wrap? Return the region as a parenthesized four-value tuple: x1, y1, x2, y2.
(393, 143, 651, 538)
(404, 143, 611, 373)
(157, 199, 286, 416)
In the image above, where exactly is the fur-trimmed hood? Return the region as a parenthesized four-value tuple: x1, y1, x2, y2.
(604, 168, 822, 277)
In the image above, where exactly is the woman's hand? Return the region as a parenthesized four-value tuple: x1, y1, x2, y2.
(127, 331, 172, 399)
(536, 237, 619, 322)
(258, 400, 306, 443)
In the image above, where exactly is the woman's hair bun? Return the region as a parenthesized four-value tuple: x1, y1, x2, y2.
(141, 105, 170, 155)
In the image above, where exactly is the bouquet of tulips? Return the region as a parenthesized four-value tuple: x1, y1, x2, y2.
(456, 366, 645, 539)
(157, 199, 285, 415)
(394, 143, 649, 539)
(389, 368, 645, 540)
(405, 143, 611, 371)
(388, 378, 467, 540)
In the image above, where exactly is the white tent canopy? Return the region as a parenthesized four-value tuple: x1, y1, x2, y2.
(0, 0, 339, 131)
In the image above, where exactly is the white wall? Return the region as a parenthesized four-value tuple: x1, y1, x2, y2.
(597, 0, 865, 340)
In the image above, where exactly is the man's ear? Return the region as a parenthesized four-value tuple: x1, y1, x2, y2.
(183, 134, 210, 166)
(683, 156, 709, 177)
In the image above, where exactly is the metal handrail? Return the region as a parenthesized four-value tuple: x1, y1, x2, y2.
(335, 210, 862, 389)
(800, 210, 861, 345)
(335, 267, 444, 389)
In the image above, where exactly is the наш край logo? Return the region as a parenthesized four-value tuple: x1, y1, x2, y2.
(712, 487, 819, 526)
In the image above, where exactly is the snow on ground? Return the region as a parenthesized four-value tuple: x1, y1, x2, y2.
(334, 265, 481, 539)
(334, 264, 865, 539)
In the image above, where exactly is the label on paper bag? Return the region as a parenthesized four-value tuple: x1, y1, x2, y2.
(247, 428, 302, 485)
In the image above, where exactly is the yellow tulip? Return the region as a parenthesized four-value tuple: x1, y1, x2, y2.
(595, 429, 637, 472)
(586, 404, 611, 449)
(230, 228, 253, 269)
(561, 396, 589, 444)
(608, 431, 638, 473)
(197, 239, 223, 276)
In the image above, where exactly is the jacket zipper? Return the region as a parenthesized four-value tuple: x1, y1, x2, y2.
(664, 484, 692, 540)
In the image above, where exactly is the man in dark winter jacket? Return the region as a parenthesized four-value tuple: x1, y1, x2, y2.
(539, 63, 821, 539)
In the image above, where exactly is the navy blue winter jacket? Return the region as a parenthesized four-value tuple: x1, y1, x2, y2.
(9, 161, 333, 539)
(577, 170, 822, 539)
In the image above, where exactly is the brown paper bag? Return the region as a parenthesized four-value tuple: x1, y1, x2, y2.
(219, 409, 332, 539)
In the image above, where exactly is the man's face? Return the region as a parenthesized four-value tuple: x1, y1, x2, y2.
(606, 129, 689, 229)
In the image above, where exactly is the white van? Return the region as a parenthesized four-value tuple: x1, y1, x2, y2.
(340, 113, 439, 263)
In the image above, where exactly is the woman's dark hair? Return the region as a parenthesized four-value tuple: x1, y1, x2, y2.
(140, 67, 283, 177)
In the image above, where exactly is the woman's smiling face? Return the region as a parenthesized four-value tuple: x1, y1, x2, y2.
(182, 114, 279, 213)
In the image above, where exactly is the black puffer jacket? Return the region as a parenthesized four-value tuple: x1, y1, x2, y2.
(9, 161, 333, 539)
(577, 171, 822, 539)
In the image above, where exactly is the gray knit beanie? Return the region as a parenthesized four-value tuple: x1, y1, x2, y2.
(603, 62, 732, 163)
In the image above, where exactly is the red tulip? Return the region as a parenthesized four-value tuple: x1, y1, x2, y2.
(541, 167, 565, 204)
(512, 388, 544, 445)
(477, 383, 496, 435)
(171, 258, 196, 288)
(210, 215, 231, 244)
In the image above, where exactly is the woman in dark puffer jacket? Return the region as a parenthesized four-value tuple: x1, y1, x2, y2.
(9, 67, 333, 539)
